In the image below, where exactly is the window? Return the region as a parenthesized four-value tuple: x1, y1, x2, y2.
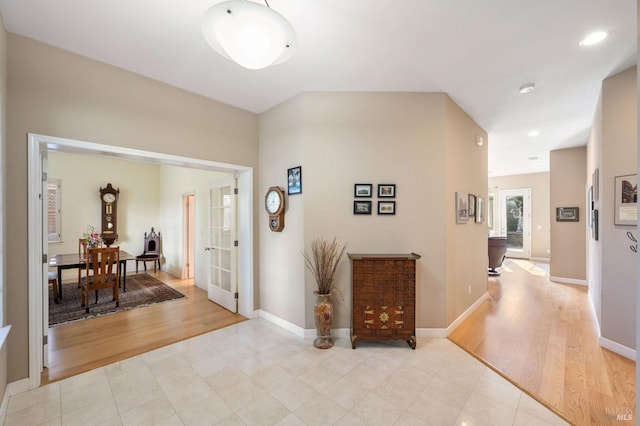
(47, 179, 62, 243)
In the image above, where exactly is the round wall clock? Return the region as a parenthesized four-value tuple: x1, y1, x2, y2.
(265, 186, 285, 232)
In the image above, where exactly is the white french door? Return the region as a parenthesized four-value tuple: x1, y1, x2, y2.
(207, 175, 237, 313)
(499, 188, 531, 259)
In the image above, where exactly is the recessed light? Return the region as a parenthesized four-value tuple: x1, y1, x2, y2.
(528, 156, 539, 161)
(528, 130, 540, 137)
(519, 83, 535, 94)
(579, 31, 608, 46)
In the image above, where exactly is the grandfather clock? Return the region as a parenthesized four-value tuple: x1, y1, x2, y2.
(99, 183, 119, 246)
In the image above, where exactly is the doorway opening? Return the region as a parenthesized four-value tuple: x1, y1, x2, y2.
(182, 194, 195, 280)
(28, 133, 254, 389)
(497, 188, 531, 259)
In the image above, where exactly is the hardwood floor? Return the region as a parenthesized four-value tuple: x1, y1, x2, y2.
(42, 271, 246, 385)
(449, 259, 636, 425)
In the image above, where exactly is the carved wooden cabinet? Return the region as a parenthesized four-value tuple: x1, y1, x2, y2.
(348, 253, 421, 349)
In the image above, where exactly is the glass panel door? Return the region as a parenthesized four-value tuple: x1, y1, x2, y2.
(499, 189, 531, 259)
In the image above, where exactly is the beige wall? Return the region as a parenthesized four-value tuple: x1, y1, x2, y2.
(0, 12, 8, 404)
(259, 92, 487, 330)
(488, 172, 551, 259)
(549, 147, 587, 280)
(6, 35, 258, 382)
(599, 67, 637, 349)
(587, 92, 603, 323)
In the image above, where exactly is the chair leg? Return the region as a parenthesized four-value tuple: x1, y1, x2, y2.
(136, 260, 139, 274)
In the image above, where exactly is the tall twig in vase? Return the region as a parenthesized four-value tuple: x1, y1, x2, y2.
(302, 237, 346, 298)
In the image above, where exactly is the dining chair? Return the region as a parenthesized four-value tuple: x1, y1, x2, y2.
(81, 246, 120, 313)
(48, 271, 59, 303)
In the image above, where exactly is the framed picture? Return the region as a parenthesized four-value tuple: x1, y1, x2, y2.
(354, 184, 372, 198)
(593, 209, 599, 241)
(556, 207, 579, 222)
(287, 166, 302, 195)
(588, 186, 593, 228)
(353, 200, 372, 215)
(377, 201, 395, 215)
(614, 174, 637, 226)
(455, 192, 469, 224)
(468, 194, 476, 217)
(475, 196, 484, 223)
(592, 168, 599, 201)
(378, 184, 395, 198)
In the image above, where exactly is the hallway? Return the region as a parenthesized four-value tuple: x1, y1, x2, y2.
(449, 259, 635, 425)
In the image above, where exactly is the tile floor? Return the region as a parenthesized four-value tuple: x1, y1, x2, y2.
(4, 319, 568, 425)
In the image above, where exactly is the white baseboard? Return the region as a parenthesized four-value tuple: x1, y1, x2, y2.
(416, 328, 447, 338)
(549, 276, 587, 286)
(446, 292, 490, 336)
(599, 337, 636, 361)
(257, 310, 306, 338)
(530, 257, 550, 262)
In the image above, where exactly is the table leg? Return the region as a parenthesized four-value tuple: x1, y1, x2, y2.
(57, 268, 63, 301)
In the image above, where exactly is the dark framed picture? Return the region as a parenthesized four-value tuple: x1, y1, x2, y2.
(455, 192, 469, 224)
(378, 184, 395, 198)
(378, 201, 396, 215)
(593, 209, 599, 241)
(614, 174, 637, 226)
(287, 166, 302, 195)
(354, 184, 372, 197)
(556, 207, 579, 222)
(353, 200, 372, 215)
(468, 194, 476, 217)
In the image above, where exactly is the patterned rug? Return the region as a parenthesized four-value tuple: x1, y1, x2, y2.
(49, 273, 185, 326)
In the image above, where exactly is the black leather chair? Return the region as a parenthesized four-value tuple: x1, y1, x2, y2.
(136, 228, 161, 273)
(488, 237, 507, 276)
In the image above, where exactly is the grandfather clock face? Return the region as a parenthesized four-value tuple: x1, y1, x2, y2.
(100, 183, 119, 246)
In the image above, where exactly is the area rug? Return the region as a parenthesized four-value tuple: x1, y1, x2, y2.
(49, 273, 185, 326)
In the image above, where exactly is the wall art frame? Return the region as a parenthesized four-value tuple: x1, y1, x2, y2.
(556, 207, 579, 222)
(287, 166, 302, 195)
(614, 174, 637, 226)
(378, 184, 396, 198)
(353, 200, 372, 215)
(354, 184, 372, 198)
(468, 194, 476, 217)
(455, 192, 469, 224)
(378, 201, 396, 215)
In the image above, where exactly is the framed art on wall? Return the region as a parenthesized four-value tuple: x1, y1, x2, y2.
(468, 194, 476, 217)
(287, 166, 302, 195)
(353, 200, 372, 215)
(556, 207, 579, 222)
(377, 201, 395, 215)
(455, 192, 469, 224)
(614, 174, 637, 226)
(354, 184, 372, 197)
(475, 196, 484, 223)
(378, 184, 395, 198)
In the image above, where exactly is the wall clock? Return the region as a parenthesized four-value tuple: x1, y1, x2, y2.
(99, 183, 120, 246)
(265, 186, 285, 232)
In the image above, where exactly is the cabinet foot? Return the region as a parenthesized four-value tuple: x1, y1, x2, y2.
(408, 336, 416, 350)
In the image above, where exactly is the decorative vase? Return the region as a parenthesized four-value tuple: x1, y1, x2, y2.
(313, 292, 334, 349)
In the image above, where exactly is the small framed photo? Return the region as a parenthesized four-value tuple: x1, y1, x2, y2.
(475, 196, 485, 223)
(614, 174, 637, 226)
(378, 184, 395, 198)
(354, 184, 372, 197)
(353, 200, 372, 215)
(556, 207, 579, 222)
(287, 166, 302, 195)
(468, 194, 476, 217)
(455, 192, 469, 224)
(378, 201, 396, 215)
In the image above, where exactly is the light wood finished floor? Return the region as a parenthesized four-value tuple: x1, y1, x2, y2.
(42, 271, 246, 385)
(449, 259, 636, 425)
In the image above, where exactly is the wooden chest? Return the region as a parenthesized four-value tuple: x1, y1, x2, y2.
(348, 253, 420, 349)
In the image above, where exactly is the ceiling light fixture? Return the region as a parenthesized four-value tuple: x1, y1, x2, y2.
(519, 83, 535, 94)
(579, 31, 608, 46)
(202, 0, 296, 70)
(528, 130, 540, 137)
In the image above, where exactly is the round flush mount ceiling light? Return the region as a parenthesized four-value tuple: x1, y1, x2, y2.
(519, 83, 535, 94)
(528, 130, 540, 137)
(202, 0, 297, 70)
(579, 31, 608, 46)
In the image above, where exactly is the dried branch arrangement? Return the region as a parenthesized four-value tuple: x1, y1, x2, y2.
(302, 237, 346, 297)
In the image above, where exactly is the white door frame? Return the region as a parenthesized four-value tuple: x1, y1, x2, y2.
(182, 193, 195, 279)
(498, 188, 531, 259)
(27, 133, 255, 389)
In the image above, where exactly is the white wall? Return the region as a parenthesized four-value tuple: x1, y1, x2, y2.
(157, 165, 228, 286)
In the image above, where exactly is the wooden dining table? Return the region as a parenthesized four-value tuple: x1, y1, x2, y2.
(48, 250, 136, 301)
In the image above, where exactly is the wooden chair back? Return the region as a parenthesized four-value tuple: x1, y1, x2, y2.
(82, 247, 120, 312)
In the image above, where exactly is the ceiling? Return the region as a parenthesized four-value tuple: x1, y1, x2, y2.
(0, 0, 635, 177)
